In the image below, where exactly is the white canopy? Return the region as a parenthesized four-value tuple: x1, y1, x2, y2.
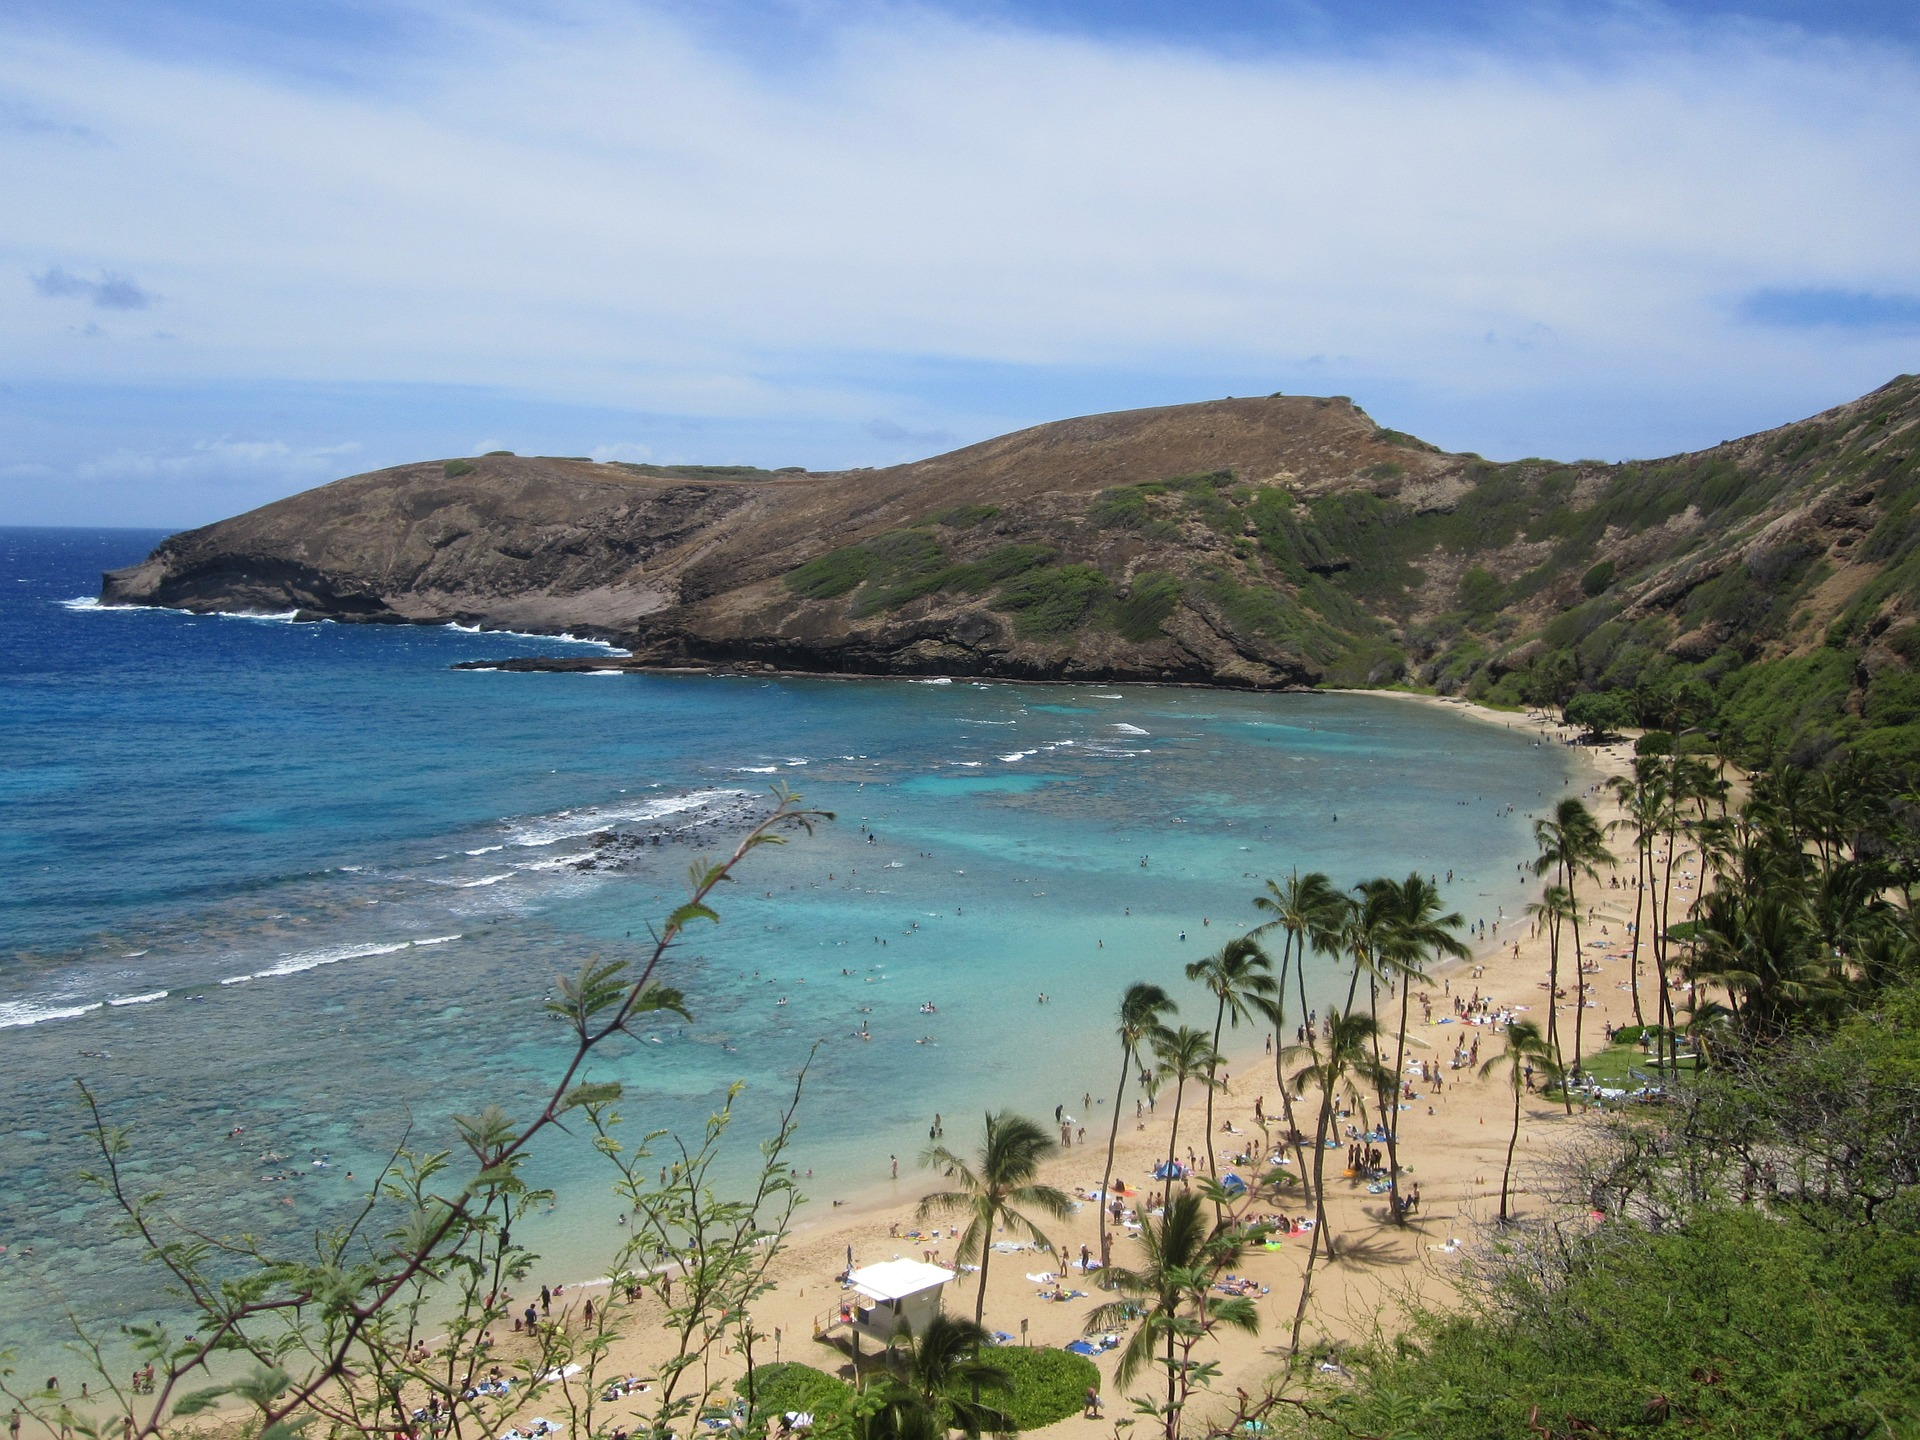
(848, 1259, 956, 1302)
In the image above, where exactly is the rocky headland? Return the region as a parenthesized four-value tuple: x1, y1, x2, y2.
(103, 378, 1920, 718)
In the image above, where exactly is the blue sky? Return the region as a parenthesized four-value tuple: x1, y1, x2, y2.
(3, 0, 1917, 526)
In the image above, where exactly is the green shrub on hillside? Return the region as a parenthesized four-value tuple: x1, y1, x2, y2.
(786, 546, 875, 599)
(443, 459, 476, 478)
(1106, 571, 1183, 641)
(993, 565, 1111, 639)
(943, 544, 1055, 592)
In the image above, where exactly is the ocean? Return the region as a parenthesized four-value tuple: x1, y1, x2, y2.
(0, 526, 1574, 1370)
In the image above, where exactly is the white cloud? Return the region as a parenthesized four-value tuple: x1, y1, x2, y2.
(75, 437, 363, 490)
(0, 1, 1915, 459)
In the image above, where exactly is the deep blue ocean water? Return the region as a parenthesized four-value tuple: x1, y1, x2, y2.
(0, 526, 1575, 1370)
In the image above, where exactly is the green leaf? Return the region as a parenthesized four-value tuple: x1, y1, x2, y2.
(563, 1081, 624, 1110)
(170, 1386, 231, 1416)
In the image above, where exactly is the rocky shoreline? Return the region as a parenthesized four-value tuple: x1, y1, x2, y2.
(567, 791, 778, 871)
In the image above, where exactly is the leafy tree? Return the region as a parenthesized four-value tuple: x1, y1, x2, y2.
(1150, 1026, 1224, 1187)
(918, 1113, 1073, 1327)
(1183, 938, 1274, 1189)
(1085, 1192, 1261, 1440)
(853, 1315, 1014, 1440)
(1097, 983, 1178, 1266)
(1479, 1019, 1559, 1222)
(1373, 874, 1468, 1218)
(1249, 871, 1348, 1208)
(1562, 689, 1630, 741)
(21, 792, 832, 1440)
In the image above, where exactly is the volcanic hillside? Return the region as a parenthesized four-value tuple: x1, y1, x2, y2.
(104, 377, 1920, 763)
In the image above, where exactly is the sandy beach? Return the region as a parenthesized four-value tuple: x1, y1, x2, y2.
(449, 694, 1674, 1435)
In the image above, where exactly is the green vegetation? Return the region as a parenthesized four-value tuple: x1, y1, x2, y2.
(981, 1347, 1100, 1430)
(442, 458, 476, 478)
(783, 531, 1054, 616)
(993, 564, 1112, 640)
(786, 545, 875, 600)
(736, 1363, 853, 1429)
(1107, 571, 1183, 642)
(930, 504, 1000, 527)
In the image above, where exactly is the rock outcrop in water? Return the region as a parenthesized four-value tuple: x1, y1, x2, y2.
(102, 378, 1920, 707)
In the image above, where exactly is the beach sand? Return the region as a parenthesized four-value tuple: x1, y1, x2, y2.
(435, 696, 1686, 1437)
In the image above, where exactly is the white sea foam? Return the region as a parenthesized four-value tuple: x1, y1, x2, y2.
(952, 761, 983, 768)
(1094, 693, 1123, 699)
(504, 790, 744, 848)
(999, 750, 1038, 762)
(736, 766, 779, 774)
(1111, 723, 1150, 735)
(512, 852, 598, 872)
(413, 935, 462, 946)
(443, 621, 629, 655)
(457, 873, 514, 887)
(0, 999, 105, 1029)
(910, 677, 953, 685)
(585, 669, 626, 676)
(220, 938, 425, 986)
(108, 990, 168, 1007)
(784, 758, 808, 766)
(465, 845, 505, 855)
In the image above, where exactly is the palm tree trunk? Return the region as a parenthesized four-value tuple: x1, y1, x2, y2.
(1654, 823, 1679, 1081)
(1098, 1043, 1132, 1265)
(1290, 1082, 1334, 1350)
(1500, 1079, 1521, 1222)
(1629, 831, 1648, 1028)
(973, 1232, 992, 1327)
(1310, 1069, 1337, 1257)
(1203, 997, 1226, 1185)
(1272, 933, 1312, 1201)
(1385, 979, 1412, 1222)
(1165, 1080, 1186, 1185)
(1568, 878, 1587, 1087)
(1163, 1320, 1178, 1440)
(1545, 908, 1569, 1110)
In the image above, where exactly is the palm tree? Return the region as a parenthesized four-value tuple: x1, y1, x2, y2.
(858, 1314, 1014, 1440)
(1524, 883, 1574, 1107)
(1085, 1191, 1259, 1440)
(1375, 873, 1468, 1220)
(1532, 798, 1611, 1080)
(1250, 872, 1347, 1197)
(918, 1113, 1073, 1326)
(1283, 1009, 1386, 1351)
(1182, 937, 1273, 1185)
(1150, 1025, 1221, 1187)
(1606, 765, 1667, 1029)
(1479, 1019, 1559, 1223)
(1097, 982, 1177, 1266)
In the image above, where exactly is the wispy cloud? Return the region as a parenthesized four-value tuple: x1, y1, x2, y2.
(1740, 288, 1920, 331)
(32, 266, 155, 310)
(0, 1, 1917, 522)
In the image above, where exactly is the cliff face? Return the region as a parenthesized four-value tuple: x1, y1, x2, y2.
(102, 378, 1920, 702)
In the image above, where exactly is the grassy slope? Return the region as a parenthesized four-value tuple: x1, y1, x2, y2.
(778, 375, 1920, 767)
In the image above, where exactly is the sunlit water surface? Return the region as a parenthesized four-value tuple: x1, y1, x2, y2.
(0, 527, 1575, 1371)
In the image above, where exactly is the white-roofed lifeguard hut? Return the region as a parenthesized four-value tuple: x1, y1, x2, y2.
(843, 1259, 956, 1347)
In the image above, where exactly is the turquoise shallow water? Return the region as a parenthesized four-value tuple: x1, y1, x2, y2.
(0, 527, 1575, 1370)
